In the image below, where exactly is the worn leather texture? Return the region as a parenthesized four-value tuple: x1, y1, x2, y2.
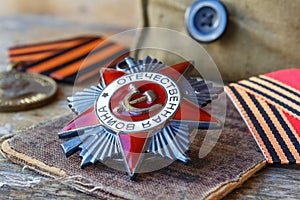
(136, 0, 300, 82)
(1, 98, 266, 199)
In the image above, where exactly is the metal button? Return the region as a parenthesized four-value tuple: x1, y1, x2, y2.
(185, 0, 227, 43)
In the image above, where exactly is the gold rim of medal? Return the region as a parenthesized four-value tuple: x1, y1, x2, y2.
(0, 62, 57, 112)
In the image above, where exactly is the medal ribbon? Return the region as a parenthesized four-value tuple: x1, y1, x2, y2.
(226, 69, 300, 164)
(8, 36, 129, 83)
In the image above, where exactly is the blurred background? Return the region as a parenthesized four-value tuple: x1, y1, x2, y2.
(0, 0, 138, 67)
(0, 0, 299, 81)
(0, 0, 137, 29)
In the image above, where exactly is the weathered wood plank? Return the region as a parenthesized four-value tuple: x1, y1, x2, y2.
(226, 165, 300, 199)
(0, 146, 100, 200)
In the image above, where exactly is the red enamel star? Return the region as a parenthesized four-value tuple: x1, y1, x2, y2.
(59, 56, 222, 179)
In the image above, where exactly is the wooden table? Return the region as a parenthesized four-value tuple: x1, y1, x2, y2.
(0, 15, 299, 199)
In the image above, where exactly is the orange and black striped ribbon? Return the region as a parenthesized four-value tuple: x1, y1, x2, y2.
(225, 69, 300, 164)
(8, 36, 129, 83)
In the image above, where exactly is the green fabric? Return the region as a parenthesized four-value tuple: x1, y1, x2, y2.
(136, 0, 300, 82)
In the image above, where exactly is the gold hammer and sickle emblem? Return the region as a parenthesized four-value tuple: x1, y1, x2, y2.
(113, 83, 162, 115)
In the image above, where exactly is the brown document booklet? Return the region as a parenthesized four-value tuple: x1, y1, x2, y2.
(1, 97, 265, 199)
